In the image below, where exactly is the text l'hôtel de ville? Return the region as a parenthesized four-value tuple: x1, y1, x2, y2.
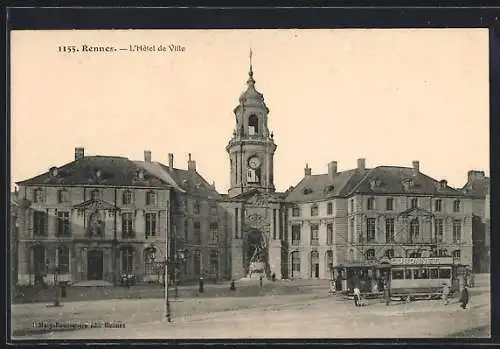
(69, 44, 186, 53)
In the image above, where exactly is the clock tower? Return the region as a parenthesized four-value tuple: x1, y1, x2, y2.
(226, 51, 277, 198)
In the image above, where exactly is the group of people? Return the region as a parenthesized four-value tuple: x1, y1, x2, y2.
(442, 283, 469, 309)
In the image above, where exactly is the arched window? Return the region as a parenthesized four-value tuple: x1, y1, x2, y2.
(325, 250, 333, 274)
(144, 247, 156, 275)
(349, 249, 354, 262)
(56, 246, 70, 273)
(291, 251, 300, 275)
(366, 249, 375, 260)
(121, 247, 134, 274)
(248, 114, 259, 135)
(310, 250, 320, 278)
(122, 190, 133, 205)
(146, 191, 157, 206)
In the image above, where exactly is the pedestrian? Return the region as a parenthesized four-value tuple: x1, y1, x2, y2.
(199, 276, 204, 293)
(442, 283, 450, 305)
(329, 279, 336, 296)
(383, 281, 390, 306)
(459, 285, 469, 309)
(353, 287, 361, 307)
(259, 275, 263, 288)
(230, 279, 236, 291)
(272, 273, 276, 282)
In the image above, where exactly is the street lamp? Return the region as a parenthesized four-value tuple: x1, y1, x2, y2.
(163, 248, 188, 322)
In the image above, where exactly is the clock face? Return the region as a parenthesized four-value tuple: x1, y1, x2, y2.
(248, 156, 261, 170)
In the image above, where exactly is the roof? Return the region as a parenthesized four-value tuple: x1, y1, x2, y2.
(285, 165, 464, 203)
(349, 166, 463, 196)
(461, 177, 490, 199)
(16, 155, 223, 200)
(284, 169, 362, 202)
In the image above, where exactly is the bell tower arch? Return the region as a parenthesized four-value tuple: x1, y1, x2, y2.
(226, 50, 277, 198)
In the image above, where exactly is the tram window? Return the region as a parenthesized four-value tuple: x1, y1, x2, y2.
(405, 268, 413, 280)
(413, 268, 428, 279)
(429, 268, 439, 279)
(438, 268, 451, 279)
(392, 269, 404, 280)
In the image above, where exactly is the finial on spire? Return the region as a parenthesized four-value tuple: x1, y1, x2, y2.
(249, 48, 253, 76)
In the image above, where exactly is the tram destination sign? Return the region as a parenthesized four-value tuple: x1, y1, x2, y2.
(391, 257, 453, 265)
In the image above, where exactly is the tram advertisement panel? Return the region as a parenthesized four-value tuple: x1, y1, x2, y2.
(391, 257, 454, 266)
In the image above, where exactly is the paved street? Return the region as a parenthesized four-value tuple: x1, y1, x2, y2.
(12, 276, 490, 340)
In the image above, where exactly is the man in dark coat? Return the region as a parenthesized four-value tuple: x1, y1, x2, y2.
(459, 285, 469, 309)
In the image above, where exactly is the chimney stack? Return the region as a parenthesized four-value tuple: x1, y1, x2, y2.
(188, 153, 197, 172)
(168, 153, 174, 170)
(412, 160, 420, 175)
(467, 170, 485, 182)
(328, 161, 338, 180)
(304, 163, 312, 176)
(144, 150, 152, 163)
(357, 158, 366, 171)
(75, 147, 85, 161)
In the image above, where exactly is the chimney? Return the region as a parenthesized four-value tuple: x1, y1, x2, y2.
(188, 153, 196, 172)
(328, 161, 338, 180)
(357, 158, 366, 171)
(75, 147, 85, 161)
(144, 150, 152, 163)
(468, 170, 485, 182)
(304, 163, 312, 176)
(212, 181, 216, 189)
(412, 160, 420, 175)
(168, 153, 174, 170)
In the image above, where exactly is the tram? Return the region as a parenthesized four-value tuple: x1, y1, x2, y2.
(332, 256, 468, 301)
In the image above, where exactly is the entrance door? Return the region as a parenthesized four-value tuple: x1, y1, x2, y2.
(314, 264, 319, 278)
(33, 246, 45, 285)
(87, 250, 103, 280)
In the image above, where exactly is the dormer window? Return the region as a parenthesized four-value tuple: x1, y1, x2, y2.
(95, 169, 102, 179)
(122, 190, 133, 205)
(439, 180, 448, 189)
(303, 188, 313, 195)
(402, 178, 414, 191)
(137, 170, 145, 181)
(325, 185, 335, 193)
(50, 166, 59, 177)
(146, 191, 157, 206)
(90, 189, 101, 201)
(369, 178, 381, 189)
(248, 114, 259, 135)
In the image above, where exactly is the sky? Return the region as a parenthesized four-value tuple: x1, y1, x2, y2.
(10, 29, 489, 193)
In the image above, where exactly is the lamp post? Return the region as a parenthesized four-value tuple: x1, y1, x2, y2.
(162, 248, 187, 322)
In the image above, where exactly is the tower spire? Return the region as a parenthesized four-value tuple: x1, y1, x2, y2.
(247, 48, 255, 85)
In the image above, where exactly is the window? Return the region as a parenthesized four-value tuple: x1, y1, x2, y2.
(366, 218, 376, 242)
(385, 249, 394, 259)
(56, 211, 71, 237)
(453, 250, 461, 259)
(435, 219, 444, 242)
(327, 202, 333, 215)
(209, 205, 217, 215)
(392, 269, 404, 280)
(248, 114, 259, 135)
(209, 250, 219, 278)
(121, 247, 134, 273)
(210, 222, 218, 242)
(146, 191, 157, 205)
(57, 189, 69, 203)
(438, 268, 451, 279)
(145, 213, 157, 237)
(193, 222, 201, 243)
(291, 251, 300, 273)
(292, 206, 300, 217)
(349, 218, 355, 243)
(434, 199, 442, 212)
(350, 199, 354, 213)
(413, 268, 428, 280)
(291, 225, 301, 245)
(367, 197, 375, 210)
(184, 219, 189, 241)
(411, 198, 418, 209)
(327, 223, 333, 245)
(56, 246, 70, 273)
(386, 198, 394, 211)
(310, 205, 318, 217)
(90, 189, 100, 201)
(144, 248, 156, 275)
(405, 268, 413, 280)
(122, 191, 133, 205)
(453, 200, 460, 213)
(453, 220, 461, 243)
(385, 218, 395, 243)
(33, 188, 45, 203)
(122, 213, 134, 238)
(366, 249, 375, 260)
(194, 201, 201, 215)
(429, 268, 439, 279)
(410, 219, 419, 241)
(310, 224, 319, 245)
(194, 250, 201, 276)
(33, 211, 48, 236)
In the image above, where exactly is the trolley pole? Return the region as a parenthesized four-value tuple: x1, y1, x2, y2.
(164, 204, 171, 323)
